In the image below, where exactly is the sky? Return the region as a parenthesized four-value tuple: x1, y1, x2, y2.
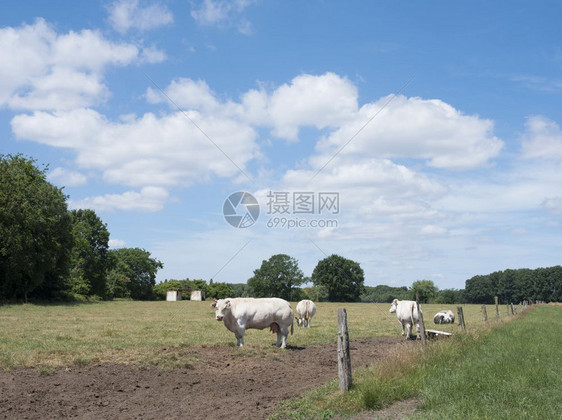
(2, 0, 562, 290)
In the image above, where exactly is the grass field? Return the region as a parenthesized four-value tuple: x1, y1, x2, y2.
(271, 304, 562, 420)
(1, 300, 503, 370)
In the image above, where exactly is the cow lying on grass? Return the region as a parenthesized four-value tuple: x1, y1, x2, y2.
(211, 297, 294, 348)
(433, 310, 455, 324)
(389, 299, 422, 340)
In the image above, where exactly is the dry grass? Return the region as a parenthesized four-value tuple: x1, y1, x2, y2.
(0, 300, 502, 370)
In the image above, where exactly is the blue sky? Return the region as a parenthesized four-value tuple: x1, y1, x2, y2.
(2, 0, 562, 290)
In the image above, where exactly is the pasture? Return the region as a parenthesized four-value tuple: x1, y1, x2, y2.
(1, 300, 490, 370)
(1, 300, 546, 419)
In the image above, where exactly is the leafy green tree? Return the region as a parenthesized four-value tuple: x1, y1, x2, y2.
(153, 279, 185, 300)
(0, 155, 72, 301)
(230, 283, 249, 297)
(361, 285, 410, 303)
(411, 280, 438, 303)
(207, 282, 235, 299)
(247, 254, 305, 300)
(68, 209, 110, 298)
(311, 254, 365, 302)
(434, 288, 464, 304)
(107, 248, 163, 300)
(464, 274, 495, 303)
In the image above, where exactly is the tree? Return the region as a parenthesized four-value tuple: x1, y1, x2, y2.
(247, 254, 305, 301)
(361, 285, 410, 303)
(0, 155, 72, 301)
(107, 248, 163, 300)
(311, 255, 365, 302)
(207, 282, 235, 299)
(68, 209, 110, 298)
(411, 280, 438, 303)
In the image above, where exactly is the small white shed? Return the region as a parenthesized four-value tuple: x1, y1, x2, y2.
(166, 290, 182, 301)
(190, 290, 205, 301)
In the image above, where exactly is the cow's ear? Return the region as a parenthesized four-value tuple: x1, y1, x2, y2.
(225, 299, 231, 308)
(210, 299, 217, 308)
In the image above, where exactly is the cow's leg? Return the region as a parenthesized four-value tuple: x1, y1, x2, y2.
(234, 329, 245, 346)
(406, 322, 412, 339)
(278, 325, 288, 348)
(235, 321, 246, 347)
(307, 318, 311, 328)
(399, 320, 406, 336)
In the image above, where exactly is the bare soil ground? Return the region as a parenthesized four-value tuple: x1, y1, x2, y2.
(0, 337, 415, 420)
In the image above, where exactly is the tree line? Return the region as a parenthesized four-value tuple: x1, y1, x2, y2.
(0, 155, 162, 302)
(464, 266, 562, 304)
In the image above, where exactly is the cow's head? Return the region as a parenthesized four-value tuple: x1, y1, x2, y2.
(389, 299, 399, 313)
(295, 316, 304, 327)
(212, 298, 231, 321)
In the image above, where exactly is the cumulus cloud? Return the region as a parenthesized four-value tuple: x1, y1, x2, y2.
(12, 108, 258, 188)
(69, 186, 169, 212)
(107, 0, 173, 34)
(0, 18, 164, 111)
(520, 115, 562, 160)
(314, 95, 503, 170)
(47, 167, 88, 187)
(191, 0, 256, 34)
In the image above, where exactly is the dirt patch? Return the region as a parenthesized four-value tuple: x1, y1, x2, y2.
(0, 337, 415, 420)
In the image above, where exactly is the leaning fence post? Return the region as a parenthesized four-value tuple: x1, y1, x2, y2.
(337, 308, 352, 391)
(415, 293, 427, 345)
(481, 304, 488, 322)
(457, 306, 466, 330)
(494, 296, 500, 321)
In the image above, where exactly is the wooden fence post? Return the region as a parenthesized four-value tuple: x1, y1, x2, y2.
(510, 303, 515, 315)
(457, 306, 466, 330)
(481, 304, 488, 322)
(495, 296, 500, 321)
(337, 308, 352, 391)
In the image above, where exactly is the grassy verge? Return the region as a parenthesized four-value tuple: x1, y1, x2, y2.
(271, 305, 562, 419)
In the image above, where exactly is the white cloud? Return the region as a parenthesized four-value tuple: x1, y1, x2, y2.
(266, 73, 358, 141)
(70, 186, 169, 212)
(12, 108, 258, 188)
(191, 0, 256, 34)
(315, 95, 503, 170)
(108, 238, 127, 248)
(0, 18, 163, 111)
(47, 167, 88, 187)
(107, 0, 173, 34)
(520, 115, 562, 160)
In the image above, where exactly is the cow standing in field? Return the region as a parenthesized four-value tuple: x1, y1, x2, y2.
(211, 297, 294, 348)
(433, 310, 455, 324)
(295, 299, 317, 328)
(389, 299, 422, 340)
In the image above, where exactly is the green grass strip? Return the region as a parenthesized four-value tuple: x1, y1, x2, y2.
(271, 306, 562, 419)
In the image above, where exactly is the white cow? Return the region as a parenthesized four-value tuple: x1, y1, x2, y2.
(211, 297, 294, 348)
(433, 310, 455, 325)
(389, 299, 422, 339)
(295, 299, 317, 328)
